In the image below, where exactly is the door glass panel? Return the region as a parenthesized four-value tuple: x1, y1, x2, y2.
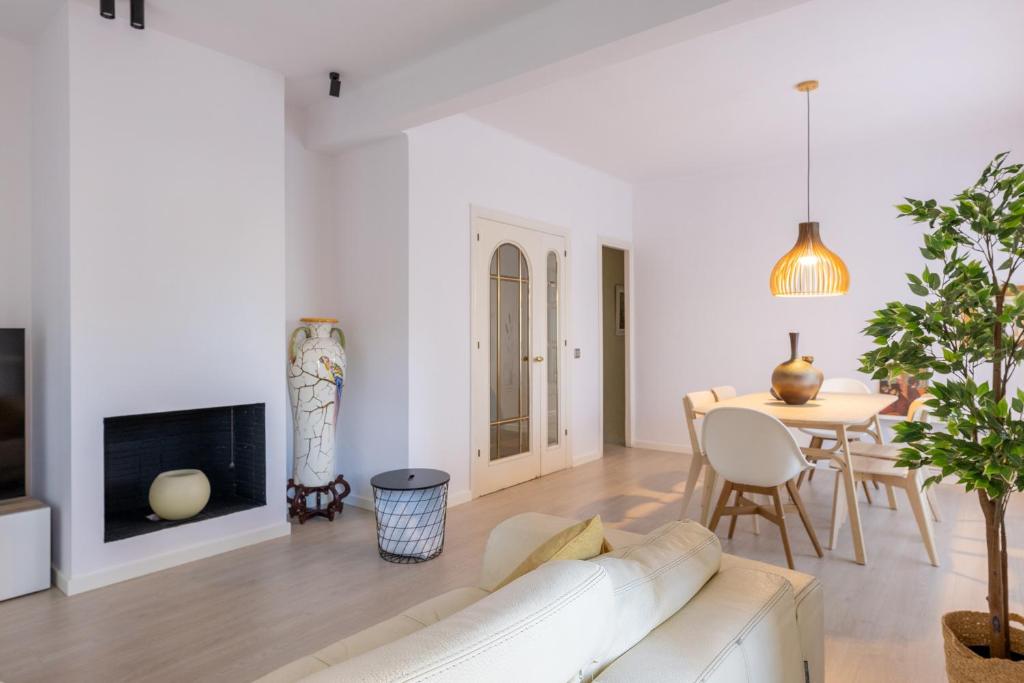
(489, 243, 530, 460)
(546, 251, 560, 445)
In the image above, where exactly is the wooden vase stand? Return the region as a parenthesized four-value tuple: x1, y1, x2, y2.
(287, 475, 351, 524)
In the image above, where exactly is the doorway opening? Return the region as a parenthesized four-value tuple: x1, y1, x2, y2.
(601, 245, 628, 447)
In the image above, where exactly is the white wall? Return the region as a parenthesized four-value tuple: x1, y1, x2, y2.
(406, 115, 633, 498)
(30, 9, 72, 573)
(633, 127, 1024, 450)
(0, 36, 32, 328)
(330, 137, 410, 506)
(285, 107, 333, 477)
(47, 3, 288, 588)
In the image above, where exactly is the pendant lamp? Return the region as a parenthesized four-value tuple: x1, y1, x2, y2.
(769, 80, 849, 297)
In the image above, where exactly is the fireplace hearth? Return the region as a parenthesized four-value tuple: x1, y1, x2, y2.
(104, 403, 266, 542)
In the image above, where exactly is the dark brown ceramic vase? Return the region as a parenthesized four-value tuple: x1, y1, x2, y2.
(771, 332, 821, 405)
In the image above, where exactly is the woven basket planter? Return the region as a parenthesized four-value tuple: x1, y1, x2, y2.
(943, 611, 1024, 681)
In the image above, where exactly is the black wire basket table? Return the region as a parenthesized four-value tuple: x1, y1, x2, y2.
(370, 468, 450, 564)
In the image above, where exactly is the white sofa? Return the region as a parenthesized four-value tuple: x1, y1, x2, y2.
(257, 513, 824, 682)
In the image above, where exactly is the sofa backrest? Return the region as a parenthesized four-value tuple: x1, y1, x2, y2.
(588, 520, 721, 673)
(300, 560, 613, 683)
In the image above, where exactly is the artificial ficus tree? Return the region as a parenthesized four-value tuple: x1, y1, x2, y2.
(861, 152, 1024, 659)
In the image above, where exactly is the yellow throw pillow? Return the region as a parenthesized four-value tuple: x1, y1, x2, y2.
(495, 515, 613, 589)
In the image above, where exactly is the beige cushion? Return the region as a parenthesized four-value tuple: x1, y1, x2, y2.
(596, 567, 804, 682)
(301, 560, 614, 683)
(479, 512, 639, 591)
(254, 587, 487, 683)
(588, 520, 721, 673)
(496, 514, 610, 589)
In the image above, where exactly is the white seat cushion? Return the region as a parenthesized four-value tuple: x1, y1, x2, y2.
(254, 587, 488, 683)
(589, 521, 721, 673)
(595, 567, 804, 683)
(300, 560, 614, 683)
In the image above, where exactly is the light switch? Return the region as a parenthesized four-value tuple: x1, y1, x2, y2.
(574, 348, 581, 359)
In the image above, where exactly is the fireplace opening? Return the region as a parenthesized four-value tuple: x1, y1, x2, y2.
(104, 403, 266, 543)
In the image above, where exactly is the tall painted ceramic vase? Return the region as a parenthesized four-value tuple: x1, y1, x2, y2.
(288, 318, 347, 487)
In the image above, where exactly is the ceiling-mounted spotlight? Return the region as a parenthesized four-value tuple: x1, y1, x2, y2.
(329, 72, 341, 98)
(100, 0, 115, 19)
(130, 0, 144, 29)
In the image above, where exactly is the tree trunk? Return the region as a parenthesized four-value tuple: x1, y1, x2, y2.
(979, 490, 1011, 658)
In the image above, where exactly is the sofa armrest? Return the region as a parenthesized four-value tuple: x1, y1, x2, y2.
(719, 554, 824, 683)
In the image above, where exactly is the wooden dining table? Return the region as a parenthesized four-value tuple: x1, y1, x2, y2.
(696, 391, 897, 565)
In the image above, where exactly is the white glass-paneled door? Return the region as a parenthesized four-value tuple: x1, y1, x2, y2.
(471, 209, 569, 497)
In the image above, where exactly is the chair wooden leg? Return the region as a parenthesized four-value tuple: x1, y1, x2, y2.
(925, 485, 942, 522)
(773, 486, 796, 569)
(699, 467, 720, 528)
(796, 470, 807, 488)
(873, 415, 885, 444)
(861, 480, 873, 504)
(787, 479, 823, 558)
(707, 481, 734, 535)
(828, 473, 845, 551)
(751, 496, 761, 535)
(906, 473, 939, 566)
(727, 490, 742, 539)
(802, 437, 823, 486)
(885, 484, 898, 511)
(679, 451, 705, 521)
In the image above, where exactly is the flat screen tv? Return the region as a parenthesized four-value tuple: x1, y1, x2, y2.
(0, 329, 26, 501)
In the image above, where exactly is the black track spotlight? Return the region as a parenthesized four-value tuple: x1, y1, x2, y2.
(130, 0, 144, 29)
(100, 0, 115, 19)
(329, 72, 341, 98)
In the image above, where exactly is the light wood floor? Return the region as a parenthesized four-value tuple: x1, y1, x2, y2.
(0, 445, 1020, 682)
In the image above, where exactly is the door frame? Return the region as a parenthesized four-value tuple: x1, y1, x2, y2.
(469, 205, 572, 499)
(597, 237, 634, 456)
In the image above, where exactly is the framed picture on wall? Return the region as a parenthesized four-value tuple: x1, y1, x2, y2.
(879, 373, 927, 417)
(614, 284, 625, 336)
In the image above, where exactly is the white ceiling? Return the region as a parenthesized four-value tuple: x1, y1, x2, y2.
(469, 0, 1024, 182)
(0, 0, 557, 105)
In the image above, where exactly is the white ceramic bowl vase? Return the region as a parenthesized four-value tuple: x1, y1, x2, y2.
(149, 469, 211, 521)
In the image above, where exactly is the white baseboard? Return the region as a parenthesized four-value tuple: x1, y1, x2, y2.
(631, 440, 691, 454)
(347, 488, 472, 513)
(347, 494, 375, 512)
(54, 522, 291, 596)
(572, 451, 602, 467)
(447, 489, 472, 507)
(52, 566, 69, 595)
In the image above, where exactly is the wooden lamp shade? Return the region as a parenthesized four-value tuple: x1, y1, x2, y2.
(769, 221, 849, 297)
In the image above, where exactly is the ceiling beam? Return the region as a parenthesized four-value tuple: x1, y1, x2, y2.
(303, 0, 808, 152)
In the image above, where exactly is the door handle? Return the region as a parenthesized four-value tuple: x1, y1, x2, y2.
(533, 356, 544, 362)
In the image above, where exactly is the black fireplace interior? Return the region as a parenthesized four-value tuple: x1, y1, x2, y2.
(104, 403, 266, 542)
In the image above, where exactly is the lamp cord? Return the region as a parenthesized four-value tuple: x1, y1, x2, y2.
(806, 88, 811, 223)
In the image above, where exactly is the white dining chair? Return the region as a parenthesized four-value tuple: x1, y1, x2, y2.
(703, 407, 823, 569)
(679, 390, 718, 526)
(680, 386, 756, 531)
(799, 376, 888, 505)
(846, 394, 942, 523)
(830, 395, 940, 565)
